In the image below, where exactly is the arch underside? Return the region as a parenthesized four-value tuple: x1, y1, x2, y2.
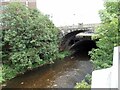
(59, 30, 97, 54)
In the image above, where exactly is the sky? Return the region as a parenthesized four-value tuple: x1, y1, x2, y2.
(36, 0, 104, 27)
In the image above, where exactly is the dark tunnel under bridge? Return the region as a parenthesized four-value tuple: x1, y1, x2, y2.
(59, 30, 97, 56)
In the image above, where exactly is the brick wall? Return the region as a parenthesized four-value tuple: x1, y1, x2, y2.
(0, 0, 36, 9)
(0, 0, 36, 30)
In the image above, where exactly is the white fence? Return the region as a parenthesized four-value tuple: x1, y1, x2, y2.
(91, 46, 120, 89)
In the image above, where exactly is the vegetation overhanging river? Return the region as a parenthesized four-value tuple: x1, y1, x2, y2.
(2, 50, 93, 89)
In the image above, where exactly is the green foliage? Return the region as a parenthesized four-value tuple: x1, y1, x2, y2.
(57, 51, 71, 59)
(74, 74, 91, 89)
(75, 80, 91, 89)
(0, 67, 5, 83)
(1, 2, 63, 82)
(89, 1, 120, 69)
(84, 74, 92, 85)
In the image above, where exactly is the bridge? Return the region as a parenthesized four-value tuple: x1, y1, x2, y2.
(58, 23, 100, 54)
(58, 23, 99, 36)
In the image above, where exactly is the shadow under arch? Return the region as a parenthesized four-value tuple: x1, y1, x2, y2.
(70, 39, 97, 56)
(59, 30, 88, 51)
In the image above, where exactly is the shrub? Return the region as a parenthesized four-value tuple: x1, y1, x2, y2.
(75, 80, 91, 89)
(1, 2, 62, 82)
(74, 74, 91, 89)
(89, 1, 120, 69)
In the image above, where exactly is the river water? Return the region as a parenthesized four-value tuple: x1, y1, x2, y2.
(2, 51, 93, 89)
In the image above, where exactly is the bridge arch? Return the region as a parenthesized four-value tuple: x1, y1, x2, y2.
(58, 23, 99, 56)
(70, 39, 97, 54)
(59, 31, 97, 55)
(59, 30, 88, 51)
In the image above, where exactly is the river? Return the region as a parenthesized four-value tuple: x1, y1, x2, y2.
(2, 51, 93, 89)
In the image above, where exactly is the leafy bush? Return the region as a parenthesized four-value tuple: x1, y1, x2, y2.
(75, 80, 91, 89)
(1, 2, 63, 82)
(89, 1, 120, 69)
(74, 74, 91, 89)
(57, 51, 71, 59)
(0, 67, 4, 83)
(84, 74, 92, 85)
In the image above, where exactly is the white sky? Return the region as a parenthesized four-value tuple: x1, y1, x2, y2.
(36, 0, 104, 26)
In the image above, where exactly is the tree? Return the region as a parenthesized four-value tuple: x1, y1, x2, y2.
(89, 1, 120, 69)
(1, 2, 61, 82)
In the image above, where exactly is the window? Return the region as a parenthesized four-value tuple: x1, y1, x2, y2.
(25, 0, 29, 7)
(0, 6, 3, 10)
(0, 6, 6, 10)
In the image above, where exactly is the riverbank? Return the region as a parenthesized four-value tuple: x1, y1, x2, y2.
(2, 52, 93, 89)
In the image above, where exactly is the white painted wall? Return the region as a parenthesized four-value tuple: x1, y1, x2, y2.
(111, 46, 119, 88)
(91, 46, 120, 89)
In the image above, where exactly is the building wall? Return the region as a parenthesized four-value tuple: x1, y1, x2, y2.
(0, 0, 36, 29)
(0, 0, 36, 17)
(0, 0, 36, 11)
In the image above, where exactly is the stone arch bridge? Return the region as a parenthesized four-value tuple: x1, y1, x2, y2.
(58, 23, 99, 54)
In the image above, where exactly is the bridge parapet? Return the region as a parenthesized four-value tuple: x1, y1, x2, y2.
(58, 23, 100, 36)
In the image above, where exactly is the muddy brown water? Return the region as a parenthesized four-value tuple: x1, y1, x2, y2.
(2, 52, 93, 89)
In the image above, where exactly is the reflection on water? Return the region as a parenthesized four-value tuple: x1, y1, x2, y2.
(2, 51, 93, 89)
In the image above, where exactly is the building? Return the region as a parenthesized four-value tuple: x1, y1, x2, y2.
(0, 0, 36, 14)
(0, 0, 36, 29)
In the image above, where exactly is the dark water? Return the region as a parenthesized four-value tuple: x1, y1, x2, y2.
(2, 52, 93, 89)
